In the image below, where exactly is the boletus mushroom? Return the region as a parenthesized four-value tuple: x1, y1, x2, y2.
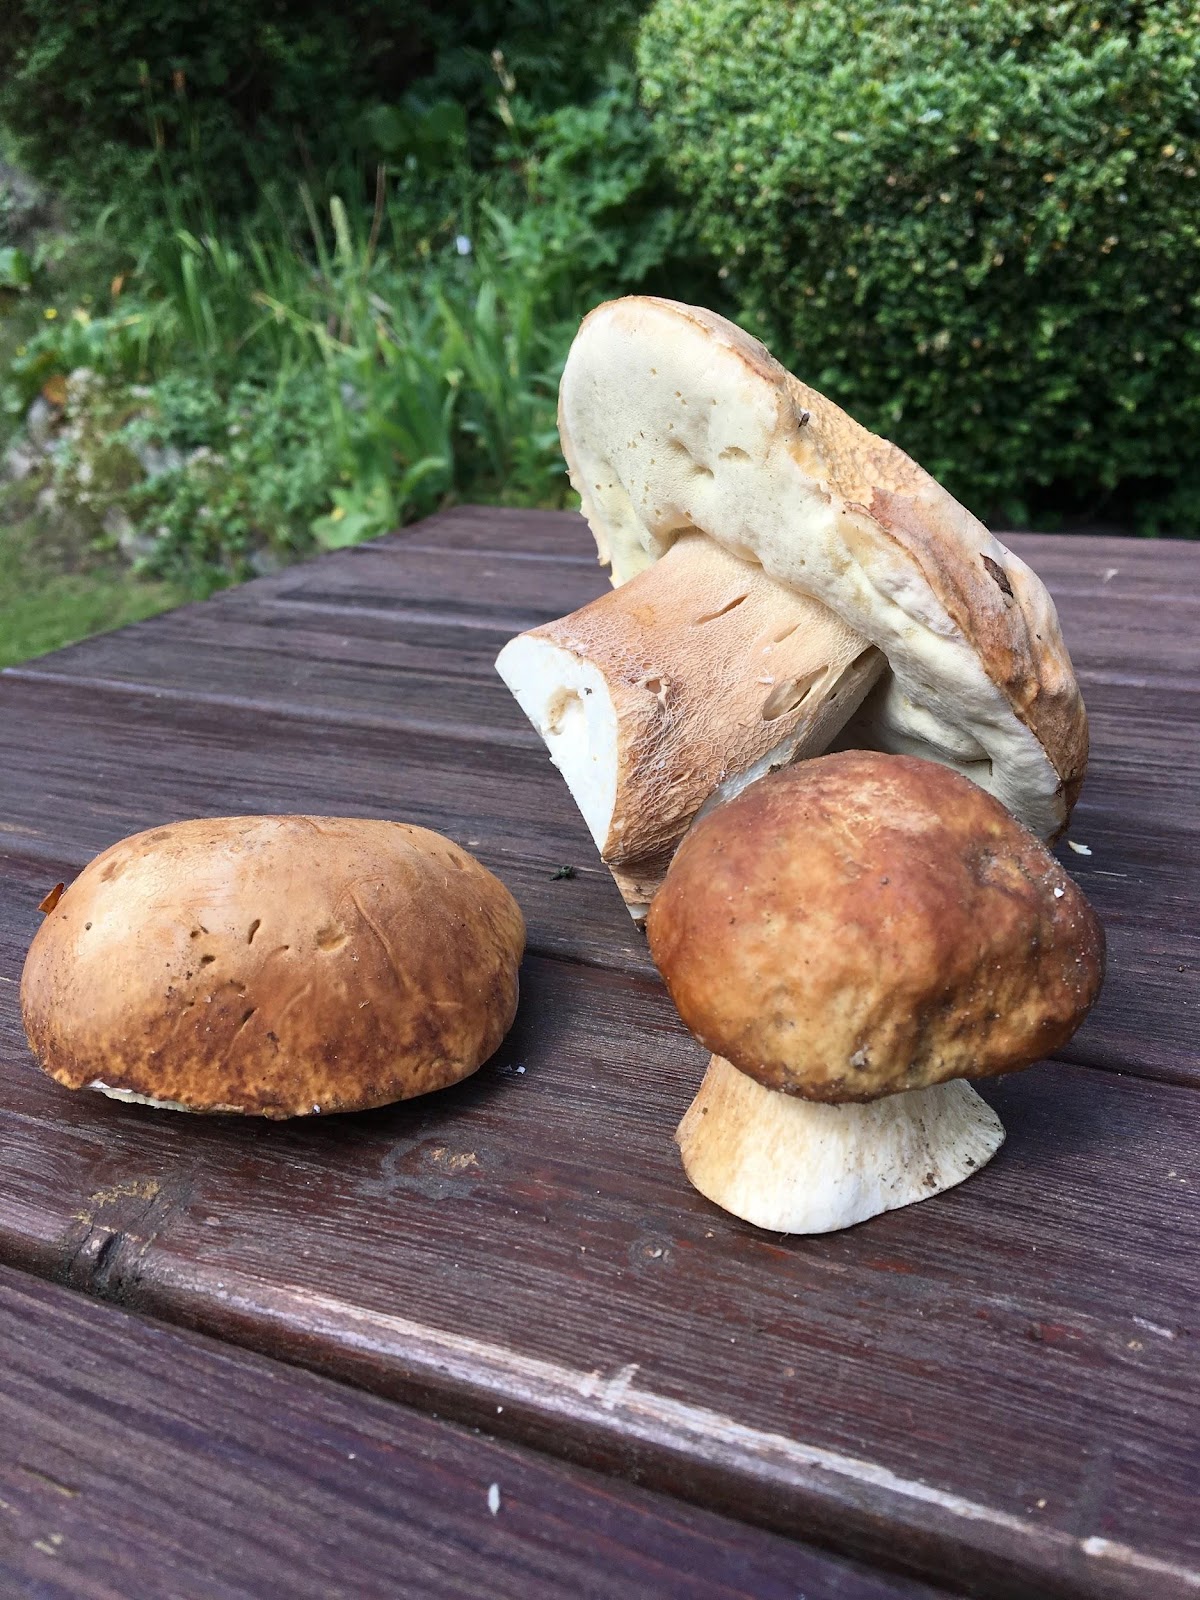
(497, 297, 1087, 916)
(21, 816, 525, 1117)
(646, 752, 1105, 1233)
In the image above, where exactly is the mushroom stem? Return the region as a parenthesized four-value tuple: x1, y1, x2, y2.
(677, 1054, 1005, 1234)
(496, 533, 883, 916)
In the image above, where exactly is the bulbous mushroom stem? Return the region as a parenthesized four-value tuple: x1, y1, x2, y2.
(497, 532, 882, 916)
(677, 1054, 1005, 1234)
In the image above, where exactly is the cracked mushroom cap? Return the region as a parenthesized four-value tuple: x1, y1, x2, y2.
(559, 296, 1087, 839)
(646, 751, 1104, 1103)
(21, 816, 525, 1117)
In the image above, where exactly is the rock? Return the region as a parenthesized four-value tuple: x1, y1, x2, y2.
(133, 441, 185, 479)
(66, 366, 97, 397)
(1, 441, 36, 482)
(249, 548, 286, 577)
(102, 504, 158, 563)
(25, 396, 60, 450)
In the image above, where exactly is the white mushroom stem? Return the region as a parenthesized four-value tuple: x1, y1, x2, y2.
(676, 1054, 1005, 1234)
(496, 533, 883, 915)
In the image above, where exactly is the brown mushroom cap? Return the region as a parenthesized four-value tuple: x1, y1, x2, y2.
(21, 816, 525, 1117)
(646, 752, 1104, 1103)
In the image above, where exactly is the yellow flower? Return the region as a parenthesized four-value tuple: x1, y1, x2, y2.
(330, 505, 346, 522)
(43, 307, 58, 320)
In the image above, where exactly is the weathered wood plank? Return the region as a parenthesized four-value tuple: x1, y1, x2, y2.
(0, 934, 1196, 1600)
(0, 1267, 947, 1600)
(1002, 529, 1200, 589)
(6, 611, 536, 742)
(380, 503, 597, 558)
(385, 506, 1200, 585)
(0, 659, 1195, 1085)
(15, 531, 1197, 711)
(411, 516, 1200, 654)
(0, 509, 1196, 1600)
(261, 541, 606, 628)
(0, 678, 644, 975)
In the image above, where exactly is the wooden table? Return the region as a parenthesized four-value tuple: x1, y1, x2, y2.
(0, 507, 1195, 1600)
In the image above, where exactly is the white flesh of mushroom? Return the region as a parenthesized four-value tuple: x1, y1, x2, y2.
(497, 534, 883, 915)
(88, 1080, 247, 1114)
(676, 1054, 1005, 1234)
(497, 643, 619, 858)
(87, 1080, 195, 1111)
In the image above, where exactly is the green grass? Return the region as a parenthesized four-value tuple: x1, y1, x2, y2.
(0, 509, 183, 667)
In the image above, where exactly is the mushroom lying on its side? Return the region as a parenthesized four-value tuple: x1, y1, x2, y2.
(646, 751, 1105, 1233)
(498, 297, 1087, 917)
(499, 533, 883, 913)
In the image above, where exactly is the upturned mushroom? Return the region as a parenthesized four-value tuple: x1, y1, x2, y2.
(645, 751, 1105, 1233)
(22, 816, 525, 1117)
(497, 297, 1086, 916)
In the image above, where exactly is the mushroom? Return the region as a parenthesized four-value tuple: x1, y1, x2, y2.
(21, 816, 525, 1117)
(645, 751, 1106, 1233)
(497, 297, 1086, 916)
(498, 532, 883, 913)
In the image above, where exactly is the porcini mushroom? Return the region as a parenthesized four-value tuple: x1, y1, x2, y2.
(497, 298, 1086, 915)
(21, 816, 525, 1117)
(646, 751, 1105, 1233)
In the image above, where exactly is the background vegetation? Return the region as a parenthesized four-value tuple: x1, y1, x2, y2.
(640, 0, 1200, 530)
(1, 0, 1196, 660)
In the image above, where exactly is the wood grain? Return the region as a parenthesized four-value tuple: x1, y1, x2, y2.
(0, 1267, 952, 1600)
(0, 509, 1196, 1600)
(4, 509, 1198, 1087)
(0, 921, 1196, 1599)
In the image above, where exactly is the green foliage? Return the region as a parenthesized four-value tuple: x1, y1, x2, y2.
(0, 504, 181, 668)
(0, 1, 645, 222)
(0, 246, 32, 291)
(497, 68, 702, 304)
(0, 0, 702, 643)
(0, 0, 433, 218)
(0, 18, 702, 587)
(128, 382, 345, 588)
(1, 182, 590, 584)
(639, 0, 1200, 522)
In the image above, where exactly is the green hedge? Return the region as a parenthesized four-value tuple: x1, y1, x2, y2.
(0, 1, 642, 219)
(639, 1, 1200, 525)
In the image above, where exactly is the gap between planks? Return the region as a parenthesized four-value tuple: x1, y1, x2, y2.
(7, 648, 1198, 750)
(0, 666, 542, 750)
(31, 1256, 1196, 1600)
(0, 831, 1192, 1096)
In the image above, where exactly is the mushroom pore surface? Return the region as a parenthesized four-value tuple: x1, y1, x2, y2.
(558, 296, 1087, 841)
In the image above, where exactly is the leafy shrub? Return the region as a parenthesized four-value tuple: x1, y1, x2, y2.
(0, 1, 645, 222)
(0, 6, 711, 579)
(2, 187, 583, 584)
(0, 1, 424, 217)
(639, 0, 1200, 525)
(122, 374, 347, 586)
(496, 68, 702, 306)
